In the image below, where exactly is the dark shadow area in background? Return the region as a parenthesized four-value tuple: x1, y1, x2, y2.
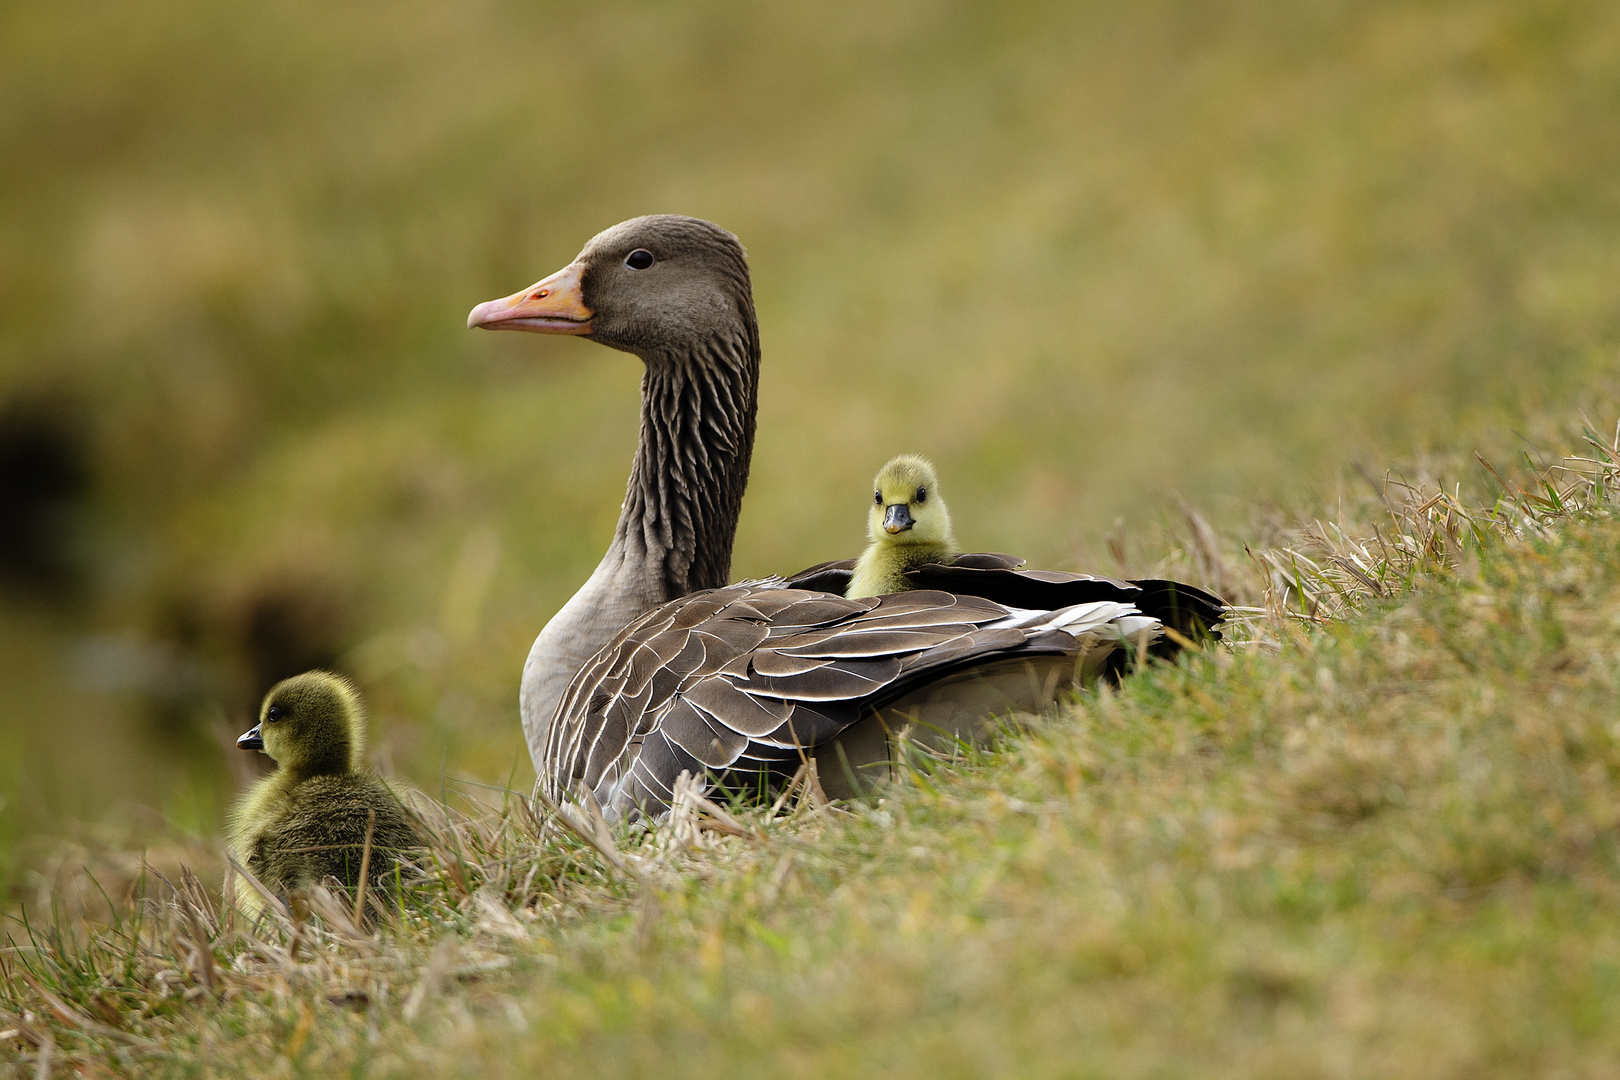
(0, 394, 92, 600)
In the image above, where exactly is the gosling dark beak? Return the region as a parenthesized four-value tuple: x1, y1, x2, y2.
(883, 504, 914, 534)
(237, 724, 264, 751)
(467, 261, 594, 335)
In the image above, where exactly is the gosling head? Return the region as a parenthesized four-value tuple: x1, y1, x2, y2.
(466, 214, 755, 360)
(868, 455, 957, 550)
(236, 671, 366, 777)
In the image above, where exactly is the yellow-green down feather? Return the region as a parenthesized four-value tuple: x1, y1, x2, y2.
(847, 455, 959, 598)
(228, 672, 419, 920)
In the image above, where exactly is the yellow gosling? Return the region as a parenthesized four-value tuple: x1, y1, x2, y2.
(228, 671, 418, 920)
(847, 455, 959, 598)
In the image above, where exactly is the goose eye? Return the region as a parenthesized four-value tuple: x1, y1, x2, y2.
(624, 249, 655, 270)
(266, 704, 284, 722)
(874, 491, 882, 505)
(916, 487, 927, 503)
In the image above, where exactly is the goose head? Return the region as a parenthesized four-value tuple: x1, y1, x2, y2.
(868, 455, 957, 550)
(467, 214, 755, 359)
(237, 671, 365, 777)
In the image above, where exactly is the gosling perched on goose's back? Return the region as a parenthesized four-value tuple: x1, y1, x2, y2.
(229, 672, 418, 916)
(847, 455, 959, 598)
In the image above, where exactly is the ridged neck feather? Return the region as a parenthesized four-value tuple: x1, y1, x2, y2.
(613, 332, 758, 598)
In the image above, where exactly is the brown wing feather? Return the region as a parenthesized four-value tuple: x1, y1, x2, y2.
(659, 699, 750, 767)
(749, 656, 904, 702)
(775, 628, 963, 658)
(680, 678, 792, 736)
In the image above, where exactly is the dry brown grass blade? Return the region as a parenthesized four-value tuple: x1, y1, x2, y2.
(670, 771, 763, 841)
(225, 854, 292, 928)
(0, 1008, 47, 1049)
(471, 889, 530, 942)
(353, 808, 376, 928)
(798, 758, 830, 814)
(1160, 625, 1198, 652)
(301, 885, 375, 950)
(177, 866, 218, 934)
(1179, 499, 1238, 600)
(759, 851, 797, 910)
(175, 880, 216, 997)
(531, 787, 634, 877)
(580, 792, 640, 871)
(768, 762, 812, 817)
(220, 859, 237, 939)
(32, 1027, 51, 1080)
(15, 969, 159, 1050)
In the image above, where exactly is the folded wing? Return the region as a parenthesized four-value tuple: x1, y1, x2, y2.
(542, 571, 1219, 818)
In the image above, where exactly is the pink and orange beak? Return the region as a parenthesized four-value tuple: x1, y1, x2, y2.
(467, 261, 593, 335)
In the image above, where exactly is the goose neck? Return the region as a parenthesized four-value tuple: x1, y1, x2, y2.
(613, 342, 758, 599)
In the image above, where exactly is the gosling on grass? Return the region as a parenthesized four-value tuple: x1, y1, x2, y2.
(229, 671, 419, 919)
(847, 455, 959, 598)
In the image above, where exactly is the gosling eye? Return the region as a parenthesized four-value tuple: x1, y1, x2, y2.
(266, 704, 284, 722)
(916, 487, 927, 503)
(874, 491, 882, 505)
(624, 249, 655, 270)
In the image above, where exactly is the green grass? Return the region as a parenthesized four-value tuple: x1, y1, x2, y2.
(7, 429, 1620, 1076)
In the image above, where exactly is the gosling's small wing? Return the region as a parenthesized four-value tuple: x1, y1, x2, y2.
(541, 583, 1122, 817)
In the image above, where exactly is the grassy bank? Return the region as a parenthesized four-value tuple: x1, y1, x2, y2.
(7, 423, 1620, 1076)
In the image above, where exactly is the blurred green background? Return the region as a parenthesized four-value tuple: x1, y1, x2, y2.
(1, 0, 1617, 890)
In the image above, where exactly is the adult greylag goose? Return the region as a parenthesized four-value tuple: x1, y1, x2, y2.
(470, 215, 1224, 818)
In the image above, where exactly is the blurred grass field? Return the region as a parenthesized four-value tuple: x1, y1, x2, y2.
(2, 0, 1619, 887)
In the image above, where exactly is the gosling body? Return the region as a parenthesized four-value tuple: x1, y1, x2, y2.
(848, 455, 959, 598)
(229, 672, 418, 915)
